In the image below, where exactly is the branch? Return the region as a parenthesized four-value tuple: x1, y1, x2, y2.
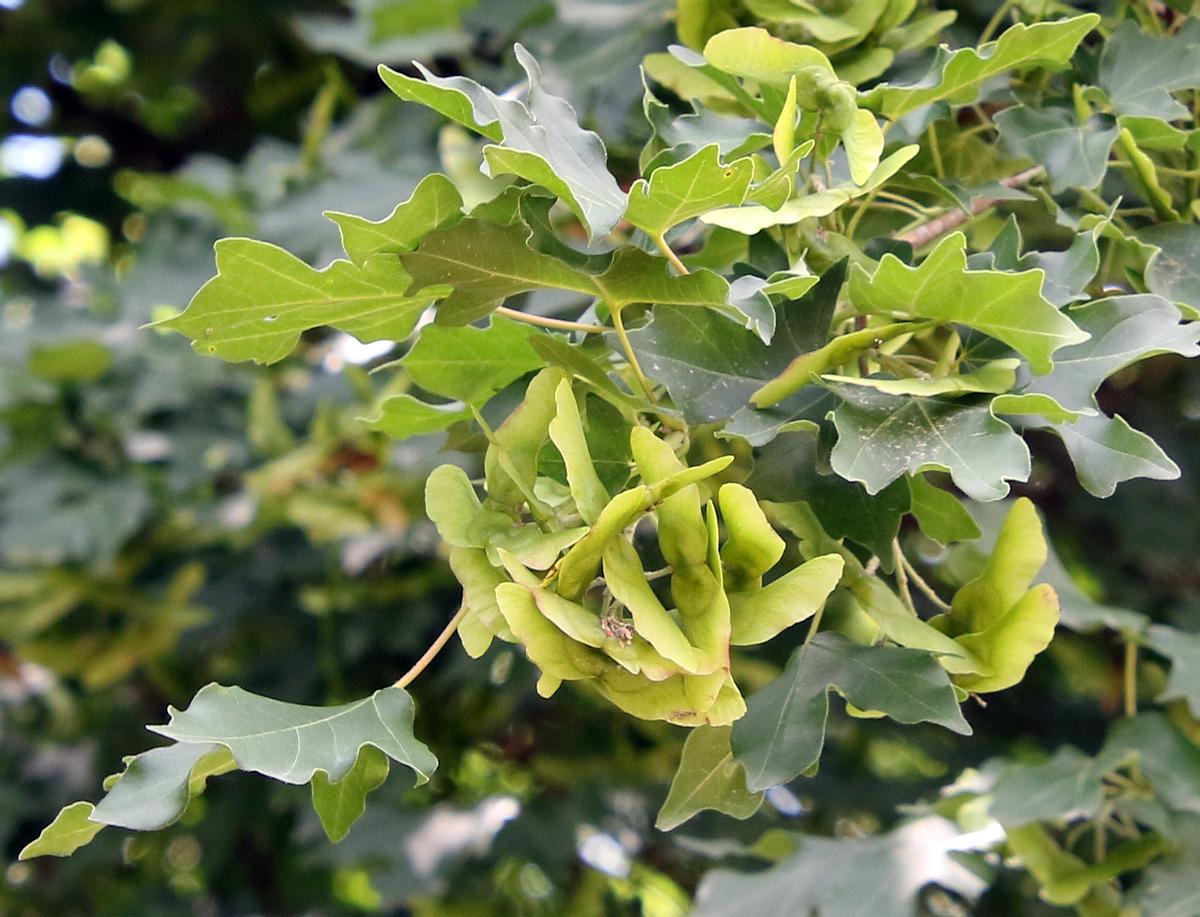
(897, 166, 1044, 249)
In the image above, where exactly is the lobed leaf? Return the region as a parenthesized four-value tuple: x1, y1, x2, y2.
(732, 632, 969, 791)
(861, 15, 1099, 121)
(656, 725, 761, 831)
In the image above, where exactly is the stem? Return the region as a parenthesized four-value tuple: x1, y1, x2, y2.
(899, 552, 954, 613)
(610, 305, 657, 403)
(844, 185, 882, 240)
(299, 63, 343, 176)
(804, 602, 826, 644)
(897, 166, 1043, 249)
(470, 406, 558, 531)
(1124, 638, 1139, 718)
(926, 122, 945, 179)
(893, 541, 917, 614)
(651, 232, 690, 275)
(978, 1, 1012, 44)
(394, 603, 470, 689)
(494, 305, 608, 334)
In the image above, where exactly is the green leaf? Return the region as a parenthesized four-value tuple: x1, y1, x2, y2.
(702, 145, 918, 233)
(995, 106, 1118, 194)
(381, 46, 626, 241)
(399, 218, 596, 325)
(702, 27, 836, 92)
(991, 393, 1091, 424)
(955, 583, 1059, 693)
(656, 725, 763, 831)
(824, 358, 1020, 398)
(1098, 19, 1200, 120)
(732, 632, 969, 791)
(1140, 224, 1200, 318)
(162, 240, 444, 364)
(1148, 624, 1200, 717)
(841, 109, 884, 186)
(692, 817, 986, 917)
(938, 498, 1059, 693)
(624, 144, 755, 237)
(152, 683, 437, 785)
(325, 172, 463, 266)
(1025, 294, 1200, 412)
(849, 233, 1088, 374)
(727, 554, 845, 646)
(19, 802, 107, 860)
(861, 15, 1099, 121)
(365, 395, 471, 440)
(828, 384, 1031, 501)
(907, 474, 981, 545)
(423, 464, 513, 548)
(311, 745, 391, 843)
(948, 497, 1045, 633)
(544, 381, 609, 524)
(28, 340, 113, 382)
(402, 315, 549, 404)
(377, 63, 504, 141)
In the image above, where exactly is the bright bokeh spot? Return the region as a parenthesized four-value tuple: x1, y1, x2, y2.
(10, 86, 52, 126)
(0, 134, 66, 179)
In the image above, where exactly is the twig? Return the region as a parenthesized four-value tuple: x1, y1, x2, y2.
(897, 166, 1044, 249)
(893, 540, 916, 613)
(1124, 638, 1139, 718)
(495, 305, 608, 334)
(394, 603, 470, 688)
(899, 551, 954, 613)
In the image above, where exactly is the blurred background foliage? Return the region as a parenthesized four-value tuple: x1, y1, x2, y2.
(3, 0, 1200, 915)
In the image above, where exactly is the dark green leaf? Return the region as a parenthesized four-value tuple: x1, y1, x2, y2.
(627, 262, 845, 438)
(732, 632, 969, 791)
(692, 817, 986, 917)
(1147, 625, 1200, 718)
(1026, 294, 1200, 412)
(152, 683, 437, 785)
(91, 742, 227, 830)
(827, 384, 1031, 501)
(381, 46, 627, 241)
(1141, 224, 1200, 318)
(994, 106, 1118, 194)
(1099, 19, 1200, 120)
(989, 747, 1116, 827)
(747, 432, 911, 566)
(1041, 412, 1181, 498)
